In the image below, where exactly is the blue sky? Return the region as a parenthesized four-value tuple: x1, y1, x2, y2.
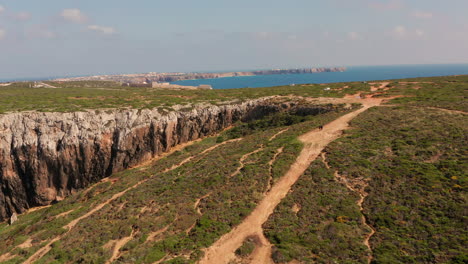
(0, 0, 467, 79)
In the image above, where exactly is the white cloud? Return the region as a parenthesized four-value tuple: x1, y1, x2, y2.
(415, 30, 425, 37)
(13, 11, 31, 21)
(393, 25, 406, 38)
(42, 30, 56, 38)
(87, 25, 116, 35)
(348, 31, 360, 40)
(412, 11, 433, 19)
(256, 32, 271, 39)
(0, 5, 5, 14)
(60, 8, 87, 24)
(26, 26, 56, 39)
(369, 0, 403, 11)
(0, 28, 6, 40)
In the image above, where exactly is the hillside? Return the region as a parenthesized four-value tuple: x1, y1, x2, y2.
(0, 76, 466, 264)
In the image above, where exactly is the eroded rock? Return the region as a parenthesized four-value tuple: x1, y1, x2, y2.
(0, 98, 334, 221)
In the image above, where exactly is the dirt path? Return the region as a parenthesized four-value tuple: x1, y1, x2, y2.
(335, 168, 375, 263)
(321, 153, 375, 264)
(249, 234, 274, 264)
(146, 225, 170, 243)
(106, 228, 137, 264)
(200, 99, 382, 264)
(23, 138, 242, 264)
(39, 82, 58, 88)
(265, 147, 284, 193)
(0, 253, 14, 262)
(370, 82, 390, 92)
(426, 107, 467, 115)
(230, 146, 264, 178)
(269, 128, 289, 141)
(194, 193, 212, 215)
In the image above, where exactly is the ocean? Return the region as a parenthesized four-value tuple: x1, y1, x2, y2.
(171, 64, 468, 89)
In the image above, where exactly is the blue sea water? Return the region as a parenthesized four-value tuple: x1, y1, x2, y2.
(172, 64, 468, 89)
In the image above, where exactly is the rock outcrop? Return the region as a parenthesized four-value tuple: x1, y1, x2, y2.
(0, 98, 335, 221)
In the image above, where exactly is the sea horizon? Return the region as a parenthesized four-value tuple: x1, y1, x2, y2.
(1, 63, 468, 84)
(172, 63, 468, 89)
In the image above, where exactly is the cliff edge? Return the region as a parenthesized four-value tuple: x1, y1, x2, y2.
(0, 98, 335, 221)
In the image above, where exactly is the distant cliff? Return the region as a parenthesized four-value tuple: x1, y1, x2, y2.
(0, 98, 336, 221)
(54, 67, 346, 83)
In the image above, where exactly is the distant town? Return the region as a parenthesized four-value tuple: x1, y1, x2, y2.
(53, 67, 347, 86)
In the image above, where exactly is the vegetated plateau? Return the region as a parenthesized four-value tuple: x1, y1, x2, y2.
(0, 75, 466, 264)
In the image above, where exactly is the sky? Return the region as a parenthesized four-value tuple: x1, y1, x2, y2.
(0, 0, 467, 79)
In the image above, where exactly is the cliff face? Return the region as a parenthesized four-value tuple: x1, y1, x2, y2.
(0, 99, 276, 221)
(0, 98, 334, 221)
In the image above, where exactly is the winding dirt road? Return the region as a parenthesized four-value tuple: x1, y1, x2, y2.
(200, 98, 382, 264)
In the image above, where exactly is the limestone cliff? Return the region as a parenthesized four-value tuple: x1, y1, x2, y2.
(0, 98, 333, 221)
(54, 67, 347, 83)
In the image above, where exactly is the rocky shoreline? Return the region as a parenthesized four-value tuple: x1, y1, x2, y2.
(54, 67, 346, 83)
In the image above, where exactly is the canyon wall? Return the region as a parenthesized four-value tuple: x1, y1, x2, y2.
(0, 98, 334, 221)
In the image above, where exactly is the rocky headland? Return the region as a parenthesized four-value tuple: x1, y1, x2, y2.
(54, 67, 346, 83)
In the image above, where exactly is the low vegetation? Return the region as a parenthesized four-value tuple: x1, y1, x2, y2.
(264, 157, 370, 263)
(326, 107, 467, 263)
(0, 81, 368, 113)
(0, 75, 466, 263)
(263, 77, 467, 263)
(0, 105, 355, 263)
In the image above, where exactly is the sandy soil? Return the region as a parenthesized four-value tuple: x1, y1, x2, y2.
(17, 238, 33, 249)
(194, 193, 212, 215)
(55, 209, 76, 219)
(370, 82, 390, 92)
(426, 107, 467, 115)
(146, 225, 170, 243)
(230, 146, 264, 178)
(106, 228, 137, 264)
(200, 98, 382, 264)
(269, 128, 289, 141)
(0, 253, 14, 262)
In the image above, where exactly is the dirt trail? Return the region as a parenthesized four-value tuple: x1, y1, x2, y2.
(335, 169, 375, 263)
(146, 225, 170, 243)
(231, 146, 264, 177)
(194, 193, 212, 215)
(370, 82, 390, 92)
(0, 253, 14, 262)
(321, 153, 375, 264)
(106, 228, 137, 264)
(200, 99, 382, 264)
(54, 209, 76, 219)
(269, 128, 289, 141)
(23, 138, 242, 264)
(426, 107, 467, 115)
(249, 234, 274, 264)
(265, 147, 284, 193)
